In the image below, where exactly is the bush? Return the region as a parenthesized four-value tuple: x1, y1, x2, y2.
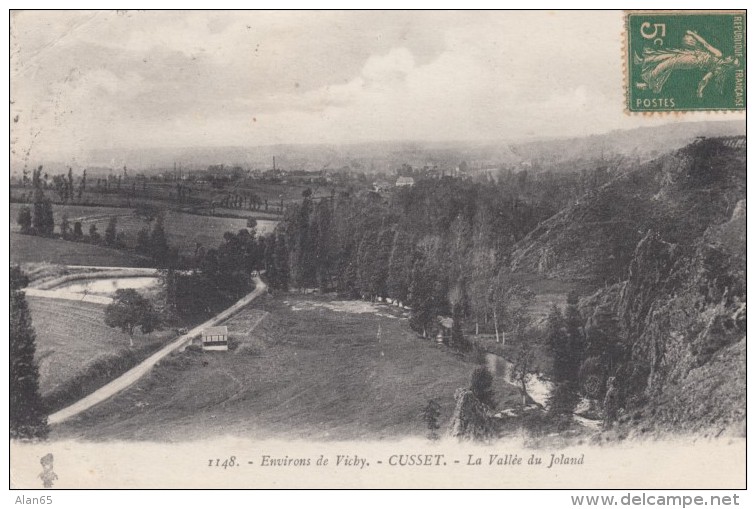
(43, 342, 163, 413)
(470, 366, 496, 408)
(471, 345, 488, 365)
(548, 381, 580, 416)
(421, 399, 442, 441)
(552, 413, 575, 432)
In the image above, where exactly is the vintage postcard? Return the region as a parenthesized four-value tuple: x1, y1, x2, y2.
(8, 10, 746, 490)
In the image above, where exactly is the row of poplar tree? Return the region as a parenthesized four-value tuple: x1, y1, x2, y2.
(269, 179, 556, 339)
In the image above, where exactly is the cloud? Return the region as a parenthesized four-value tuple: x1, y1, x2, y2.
(362, 47, 416, 82)
(10, 11, 745, 162)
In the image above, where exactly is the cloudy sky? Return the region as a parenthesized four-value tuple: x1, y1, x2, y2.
(10, 10, 744, 162)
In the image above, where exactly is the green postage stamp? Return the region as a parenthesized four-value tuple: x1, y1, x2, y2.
(626, 11, 746, 112)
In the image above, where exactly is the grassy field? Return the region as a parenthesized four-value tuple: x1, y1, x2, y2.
(28, 296, 169, 400)
(11, 177, 337, 214)
(10, 204, 278, 256)
(11, 233, 146, 267)
(53, 294, 521, 441)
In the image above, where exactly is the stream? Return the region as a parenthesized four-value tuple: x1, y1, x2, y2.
(484, 353, 601, 429)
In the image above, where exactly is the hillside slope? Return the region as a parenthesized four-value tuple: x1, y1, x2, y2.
(511, 137, 746, 434)
(510, 137, 746, 285)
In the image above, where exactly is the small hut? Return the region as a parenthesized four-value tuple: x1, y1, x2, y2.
(202, 326, 228, 351)
(436, 316, 454, 343)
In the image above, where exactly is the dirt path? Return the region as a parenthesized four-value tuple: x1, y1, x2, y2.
(48, 276, 268, 425)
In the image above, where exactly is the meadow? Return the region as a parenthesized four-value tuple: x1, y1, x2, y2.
(10, 203, 279, 256)
(27, 296, 170, 408)
(10, 176, 336, 214)
(11, 232, 146, 267)
(53, 294, 521, 441)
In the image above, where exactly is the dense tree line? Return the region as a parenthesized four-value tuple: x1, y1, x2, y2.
(160, 225, 287, 324)
(267, 177, 569, 342)
(17, 165, 87, 204)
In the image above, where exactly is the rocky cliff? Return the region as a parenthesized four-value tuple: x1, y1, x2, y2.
(617, 200, 745, 433)
(513, 137, 746, 434)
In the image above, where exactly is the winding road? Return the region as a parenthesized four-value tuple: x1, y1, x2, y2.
(48, 276, 268, 425)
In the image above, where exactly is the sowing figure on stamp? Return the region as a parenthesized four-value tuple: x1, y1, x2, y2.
(634, 30, 739, 98)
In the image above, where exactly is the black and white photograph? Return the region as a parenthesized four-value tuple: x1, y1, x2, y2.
(8, 9, 747, 490)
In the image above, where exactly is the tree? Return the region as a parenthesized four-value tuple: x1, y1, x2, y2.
(468, 247, 496, 335)
(313, 200, 335, 292)
(262, 234, 278, 286)
(274, 234, 290, 290)
(52, 174, 68, 202)
(548, 380, 580, 417)
(289, 193, 316, 288)
(488, 278, 534, 344)
(356, 229, 379, 298)
(59, 213, 70, 240)
(386, 231, 413, 305)
(134, 202, 159, 223)
(159, 267, 179, 324)
(32, 192, 54, 236)
(470, 365, 496, 409)
(104, 289, 158, 347)
(105, 216, 118, 246)
(421, 399, 442, 441)
(17, 205, 32, 234)
(10, 266, 49, 439)
(451, 301, 471, 352)
(546, 303, 579, 415)
(408, 257, 436, 337)
(32, 165, 42, 189)
(368, 228, 394, 299)
(582, 303, 622, 400)
(136, 227, 150, 254)
(77, 170, 87, 201)
(89, 223, 100, 243)
(511, 332, 535, 408)
(487, 271, 507, 343)
(563, 291, 585, 381)
(547, 304, 571, 382)
(149, 214, 170, 266)
(73, 221, 83, 240)
(67, 167, 74, 201)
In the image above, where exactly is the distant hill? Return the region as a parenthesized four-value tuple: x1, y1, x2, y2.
(510, 120, 746, 166)
(12, 120, 744, 177)
(510, 135, 746, 283)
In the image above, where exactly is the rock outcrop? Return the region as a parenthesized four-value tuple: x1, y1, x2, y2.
(511, 137, 746, 434)
(447, 388, 497, 441)
(619, 200, 746, 433)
